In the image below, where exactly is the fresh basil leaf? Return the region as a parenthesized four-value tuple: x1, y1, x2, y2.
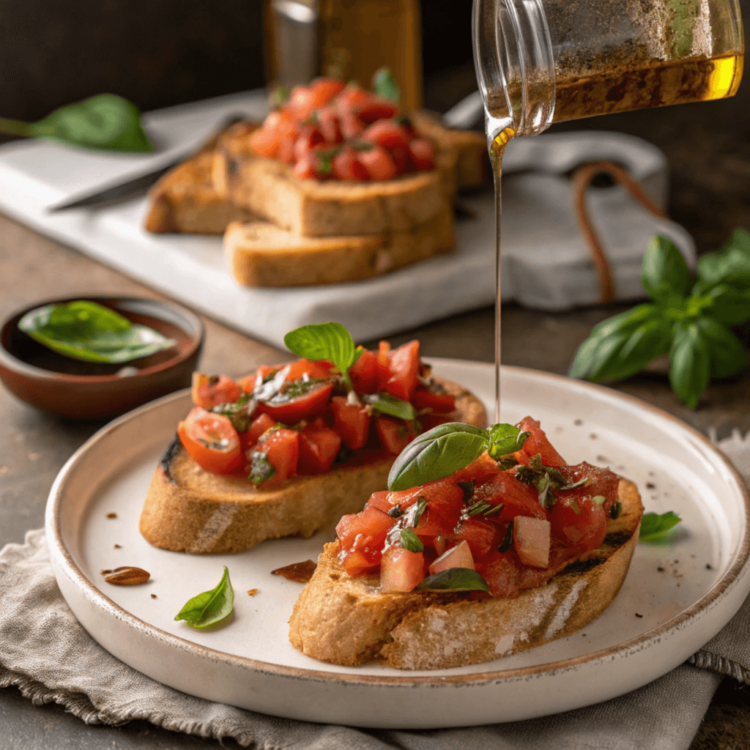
(487, 424, 529, 458)
(270, 85, 291, 110)
(0, 94, 153, 152)
(669, 322, 711, 409)
(698, 228, 750, 288)
(400, 528, 424, 553)
(174, 567, 235, 629)
(698, 283, 750, 326)
(364, 392, 416, 421)
(18, 301, 176, 363)
(372, 67, 400, 102)
(284, 322, 359, 390)
(588, 304, 662, 340)
(639, 511, 682, 543)
(641, 234, 692, 302)
(416, 568, 489, 593)
(694, 317, 747, 378)
(388, 423, 489, 491)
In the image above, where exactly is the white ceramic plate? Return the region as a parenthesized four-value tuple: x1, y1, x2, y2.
(46, 360, 750, 729)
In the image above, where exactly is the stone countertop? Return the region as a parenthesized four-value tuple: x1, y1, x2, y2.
(2, 93, 750, 745)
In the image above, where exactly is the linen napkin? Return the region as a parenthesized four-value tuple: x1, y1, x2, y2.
(2, 432, 750, 749)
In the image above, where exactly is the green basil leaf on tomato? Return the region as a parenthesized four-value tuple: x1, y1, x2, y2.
(364, 392, 416, 421)
(416, 568, 489, 593)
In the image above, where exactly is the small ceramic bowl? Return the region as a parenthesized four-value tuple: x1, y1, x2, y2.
(0, 296, 204, 419)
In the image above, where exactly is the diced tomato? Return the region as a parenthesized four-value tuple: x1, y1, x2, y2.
(334, 85, 374, 113)
(429, 541, 475, 575)
(409, 138, 436, 171)
(250, 127, 281, 158)
(472, 472, 546, 522)
(376, 340, 391, 390)
(375, 416, 417, 455)
(292, 128, 326, 163)
(284, 358, 334, 381)
(293, 155, 317, 179)
(558, 462, 620, 515)
(362, 120, 411, 173)
(549, 496, 607, 551)
(339, 111, 365, 139)
(330, 396, 371, 450)
(356, 96, 400, 124)
(514, 416, 567, 467)
(412, 481, 464, 539)
(514, 516, 551, 568)
(380, 546, 425, 592)
(357, 146, 398, 181)
(178, 407, 242, 475)
(309, 77, 346, 108)
(259, 381, 334, 425)
(366, 490, 393, 514)
(331, 145, 369, 181)
(452, 517, 503, 559)
(411, 386, 455, 414)
(191, 374, 242, 409)
(419, 412, 453, 431)
(337, 505, 394, 576)
(277, 133, 297, 164)
(298, 420, 342, 475)
(240, 413, 277, 454)
(385, 340, 420, 401)
(349, 349, 379, 393)
(316, 107, 343, 144)
(251, 428, 299, 486)
(454, 452, 503, 485)
(480, 551, 524, 598)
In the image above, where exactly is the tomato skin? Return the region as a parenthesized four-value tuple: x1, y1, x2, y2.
(412, 482, 464, 539)
(259, 381, 334, 425)
(452, 517, 503, 559)
(362, 120, 411, 173)
(376, 340, 391, 390)
(241, 413, 277, 454)
(298, 420, 342, 475)
(549, 496, 607, 551)
(515, 416, 567, 467)
(336, 505, 394, 576)
(409, 138, 436, 171)
(284, 358, 334, 381)
(316, 106, 343, 144)
(331, 146, 369, 181)
(349, 349, 379, 393)
(472, 472, 546, 522)
(334, 85, 374, 113)
(356, 96, 400, 124)
(191, 374, 242, 410)
(380, 546, 425, 592)
(178, 407, 243, 475)
(411, 386, 455, 414)
(252, 428, 299, 486)
(339, 111, 366, 139)
(385, 340, 420, 402)
(558, 462, 619, 515)
(357, 146, 398, 181)
(330, 396, 371, 450)
(375, 416, 417, 455)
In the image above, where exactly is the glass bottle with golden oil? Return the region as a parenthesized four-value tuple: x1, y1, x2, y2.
(472, 0, 744, 420)
(264, 0, 422, 110)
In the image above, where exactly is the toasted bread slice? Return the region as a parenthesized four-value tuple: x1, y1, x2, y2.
(139, 377, 486, 554)
(212, 122, 461, 238)
(144, 148, 256, 235)
(223, 207, 455, 287)
(289, 478, 643, 670)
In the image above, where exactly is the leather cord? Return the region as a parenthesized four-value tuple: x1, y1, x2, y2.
(572, 161, 667, 304)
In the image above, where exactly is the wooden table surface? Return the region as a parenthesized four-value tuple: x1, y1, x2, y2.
(2, 92, 750, 745)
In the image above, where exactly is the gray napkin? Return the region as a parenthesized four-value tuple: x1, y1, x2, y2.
(2, 433, 750, 749)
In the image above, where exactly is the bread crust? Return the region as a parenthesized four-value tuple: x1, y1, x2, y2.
(288, 479, 643, 670)
(139, 377, 486, 554)
(223, 208, 455, 287)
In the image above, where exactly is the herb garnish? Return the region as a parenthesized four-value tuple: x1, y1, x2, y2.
(498, 520, 514, 552)
(457, 479, 475, 501)
(640, 511, 682, 542)
(270, 86, 291, 110)
(284, 322, 361, 391)
(249, 451, 276, 486)
(387, 504, 404, 518)
(416, 568, 489, 593)
(388, 422, 528, 491)
(466, 500, 504, 517)
(571, 231, 750, 408)
(174, 567, 235, 629)
(411, 498, 428, 528)
(363, 392, 416, 421)
(400, 528, 424, 553)
(610, 500, 623, 519)
(0, 94, 153, 152)
(19, 300, 176, 363)
(372, 67, 400, 102)
(212, 394, 255, 433)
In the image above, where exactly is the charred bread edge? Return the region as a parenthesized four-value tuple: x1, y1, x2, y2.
(288, 478, 643, 670)
(139, 377, 486, 555)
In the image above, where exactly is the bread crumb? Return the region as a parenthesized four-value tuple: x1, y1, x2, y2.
(151, 594, 157, 599)
(247, 589, 258, 596)
(114, 544, 122, 549)
(494, 634, 515, 655)
(106, 513, 117, 519)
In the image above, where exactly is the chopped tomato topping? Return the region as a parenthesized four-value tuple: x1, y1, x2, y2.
(349, 349, 379, 394)
(330, 396, 371, 450)
(452, 517, 503, 559)
(284, 358, 335, 381)
(331, 145, 369, 181)
(411, 386, 455, 414)
(251, 428, 299, 486)
(191, 374, 242, 410)
(385, 340, 420, 401)
(514, 416, 567, 467)
(429, 541, 475, 575)
(375, 416, 417, 455)
(259, 381, 334, 425)
(240, 413, 277, 454)
(472, 472, 546, 522)
(357, 145, 398, 181)
(178, 407, 242, 475)
(513, 516, 551, 568)
(408, 138, 436, 171)
(550, 496, 607, 551)
(336, 505, 393, 576)
(380, 547, 425, 593)
(298, 420, 342, 475)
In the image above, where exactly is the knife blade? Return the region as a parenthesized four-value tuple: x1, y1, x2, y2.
(46, 113, 249, 213)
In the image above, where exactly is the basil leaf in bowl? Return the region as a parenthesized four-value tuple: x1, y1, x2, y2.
(19, 300, 176, 364)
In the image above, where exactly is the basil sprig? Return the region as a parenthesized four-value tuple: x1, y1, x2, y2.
(0, 94, 153, 152)
(363, 392, 416, 421)
(416, 568, 489, 593)
(639, 511, 682, 543)
(571, 231, 750, 408)
(19, 300, 176, 364)
(174, 567, 235, 629)
(388, 422, 527, 491)
(372, 67, 400, 102)
(284, 322, 361, 391)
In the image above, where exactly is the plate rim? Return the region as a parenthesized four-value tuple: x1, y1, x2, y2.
(46, 360, 750, 688)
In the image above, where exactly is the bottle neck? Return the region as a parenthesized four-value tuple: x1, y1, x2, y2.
(473, 0, 556, 138)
